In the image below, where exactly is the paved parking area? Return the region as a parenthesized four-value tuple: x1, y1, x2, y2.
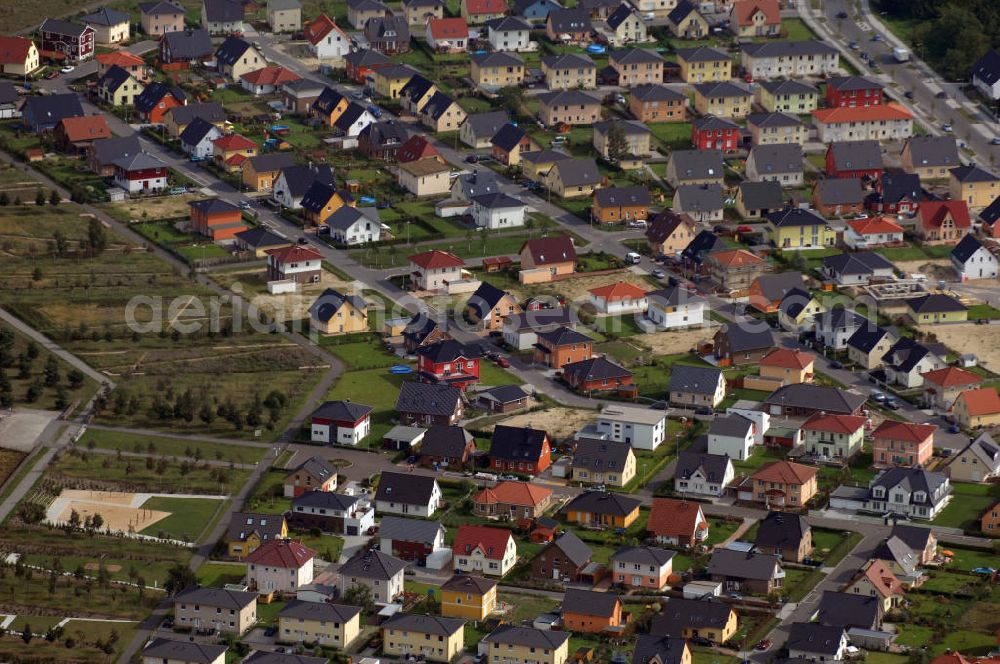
(0, 408, 58, 452)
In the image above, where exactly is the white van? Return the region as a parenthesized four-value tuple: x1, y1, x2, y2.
(626, 252, 642, 264)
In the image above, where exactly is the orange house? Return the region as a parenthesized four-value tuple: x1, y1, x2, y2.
(96, 51, 147, 80)
(981, 500, 1000, 536)
(532, 326, 593, 369)
(312, 87, 349, 127)
(592, 185, 651, 225)
(561, 589, 626, 634)
(189, 198, 247, 240)
(212, 134, 258, 171)
(747, 273, 804, 314)
(135, 82, 186, 124)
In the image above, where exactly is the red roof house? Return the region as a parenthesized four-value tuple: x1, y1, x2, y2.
(871, 420, 936, 468)
(240, 66, 301, 95)
(246, 539, 316, 593)
(426, 18, 469, 52)
(55, 115, 112, 153)
(96, 51, 146, 79)
(648, 498, 708, 547)
(397, 134, 441, 163)
(588, 281, 648, 314)
(266, 245, 323, 283)
(452, 525, 517, 576)
(917, 200, 971, 245)
(731, 0, 781, 37)
(0, 36, 39, 75)
(462, 0, 507, 22)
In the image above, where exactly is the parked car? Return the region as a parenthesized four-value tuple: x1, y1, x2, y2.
(60, 65, 75, 74)
(870, 389, 885, 403)
(942, 123, 953, 132)
(884, 398, 900, 411)
(756, 640, 772, 651)
(836, 10, 848, 18)
(264, 626, 277, 637)
(651, 268, 665, 279)
(991, 137, 1000, 146)
(495, 357, 510, 368)
(829, 360, 843, 369)
(694, 406, 713, 416)
(904, 91, 915, 99)
(848, 41, 859, 50)
(936, 91, 949, 99)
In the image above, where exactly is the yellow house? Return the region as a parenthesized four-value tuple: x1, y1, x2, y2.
(571, 438, 636, 487)
(382, 614, 465, 662)
(693, 81, 752, 119)
(302, 185, 354, 225)
(400, 76, 438, 114)
(484, 625, 570, 664)
(373, 65, 419, 100)
(277, 601, 361, 649)
(905, 293, 968, 325)
(543, 158, 601, 199)
(540, 53, 597, 90)
(777, 295, 825, 332)
(748, 113, 807, 146)
(663, 598, 738, 643)
(562, 491, 641, 528)
(676, 46, 731, 83)
(309, 289, 368, 335)
(241, 154, 295, 192)
(766, 207, 836, 249)
(96, 65, 145, 106)
(441, 574, 498, 620)
(948, 164, 1000, 210)
(226, 512, 288, 560)
(419, 92, 469, 133)
(667, 4, 710, 39)
(522, 151, 570, 181)
(0, 37, 40, 77)
(953, 388, 1000, 430)
(471, 52, 525, 90)
(756, 79, 819, 114)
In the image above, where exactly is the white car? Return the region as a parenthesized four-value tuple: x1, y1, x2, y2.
(59, 65, 75, 74)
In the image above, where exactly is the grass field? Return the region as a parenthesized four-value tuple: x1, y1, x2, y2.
(197, 561, 247, 587)
(934, 482, 999, 531)
(138, 496, 225, 542)
(77, 429, 267, 465)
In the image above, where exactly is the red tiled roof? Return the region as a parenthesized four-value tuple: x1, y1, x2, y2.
(96, 51, 144, 68)
(245, 539, 315, 568)
(304, 13, 345, 46)
(58, 115, 112, 143)
(588, 281, 647, 302)
(396, 135, 440, 163)
(213, 133, 257, 151)
(266, 245, 322, 264)
(409, 249, 465, 269)
(803, 412, 866, 435)
(871, 419, 936, 442)
(921, 366, 982, 388)
(647, 498, 705, 539)
(848, 216, 904, 236)
(464, 0, 506, 14)
(240, 65, 301, 87)
(225, 153, 249, 167)
(751, 460, 817, 485)
(428, 17, 468, 40)
(0, 36, 34, 65)
(452, 525, 513, 560)
(919, 200, 971, 230)
(710, 248, 764, 268)
(760, 348, 814, 370)
(812, 102, 913, 124)
(858, 559, 903, 598)
(474, 480, 552, 507)
(955, 388, 1000, 416)
(733, 0, 780, 26)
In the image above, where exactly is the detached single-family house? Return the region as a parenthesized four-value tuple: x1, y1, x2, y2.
(337, 549, 406, 604)
(571, 438, 636, 487)
(648, 498, 708, 547)
(674, 452, 734, 498)
(707, 548, 784, 594)
(707, 414, 755, 461)
(901, 135, 960, 181)
(949, 433, 1000, 483)
(246, 539, 315, 595)
(755, 512, 813, 563)
(951, 234, 998, 280)
(669, 364, 725, 409)
(453, 525, 518, 577)
(374, 470, 442, 516)
(952, 387, 1000, 429)
(802, 412, 866, 460)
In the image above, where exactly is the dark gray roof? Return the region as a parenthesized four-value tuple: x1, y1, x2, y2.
(906, 293, 967, 314)
(826, 75, 883, 93)
(652, 597, 733, 637)
(693, 81, 752, 99)
(748, 111, 802, 129)
(39, 18, 89, 35)
(666, 0, 699, 25)
(707, 548, 781, 581)
(364, 15, 411, 42)
(180, 116, 219, 146)
(484, 625, 570, 650)
(490, 425, 548, 462)
(717, 323, 775, 353)
(871, 535, 918, 576)
(763, 383, 866, 415)
(491, 123, 527, 152)
(420, 91, 458, 121)
(244, 652, 327, 664)
(308, 288, 368, 323)
(830, 140, 882, 171)
(345, 49, 392, 67)
(740, 180, 784, 211)
(561, 490, 640, 517)
(823, 251, 893, 276)
(778, 287, 814, 319)
(168, 102, 225, 127)
(289, 454, 338, 482)
(612, 545, 675, 567)
(759, 79, 818, 96)
(551, 157, 600, 187)
(504, 308, 576, 332)
(878, 169, 923, 206)
(142, 639, 228, 663)
(562, 356, 631, 382)
(670, 149, 724, 181)
(593, 185, 651, 207)
(675, 46, 728, 62)
(473, 192, 524, 210)
(379, 515, 444, 544)
(537, 89, 601, 108)
(546, 530, 592, 566)
(174, 586, 257, 609)
(278, 600, 361, 623)
(607, 2, 638, 28)
(888, 524, 934, 553)
(960, 433, 1000, 472)
(813, 591, 882, 630)
(631, 84, 686, 103)
(767, 207, 826, 228)
(669, 364, 722, 396)
(950, 164, 999, 183)
(226, 511, 285, 543)
(675, 184, 724, 213)
(755, 272, 804, 302)
(952, 234, 986, 264)
(611, 49, 665, 66)
(82, 7, 130, 25)
(547, 8, 591, 33)
(279, 165, 334, 199)
(742, 40, 837, 58)
(708, 413, 754, 438)
(573, 438, 632, 472)
(755, 511, 810, 550)
(846, 325, 893, 354)
(0, 82, 18, 106)
(693, 116, 740, 132)
(455, 169, 503, 198)
(292, 491, 362, 511)
(162, 29, 214, 60)
(338, 548, 408, 580)
(383, 613, 465, 636)
(537, 325, 593, 346)
(633, 635, 688, 664)
(90, 135, 141, 167)
(471, 51, 524, 68)
(593, 119, 650, 137)
(324, 205, 380, 233)
(419, 424, 473, 458)
(22, 93, 83, 128)
(113, 151, 166, 171)
(972, 49, 1000, 87)
(647, 285, 705, 309)
(479, 384, 530, 404)
(203, 0, 244, 22)
(676, 451, 731, 483)
(135, 82, 186, 114)
(541, 53, 597, 70)
(486, 15, 532, 31)
(375, 470, 439, 506)
(905, 135, 959, 169)
(817, 308, 868, 333)
(361, 119, 408, 148)
(215, 35, 254, 65)
(870, 467, 950, 507)
(815, 177, 864, 206)
(563, 588, 620, 617)
(884, 337, 937, 374)
(463, 110, 509, 139)
(788, 623, 846, 655)
(140, 2, 185, 15)
(334, 102, 372, 132)
(467, 281, 512, 320)
(749, 143, 803, 174)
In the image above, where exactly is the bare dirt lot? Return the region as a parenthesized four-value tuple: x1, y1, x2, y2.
(481, 407, 596, 439)
(917, 323, 1000, 369)
(100, 193, 204, 221)
(894, 259, 955, 281)
(215, 267, 360, 323)
(637, 326, 717, 356)
(51, 490, 170, 533)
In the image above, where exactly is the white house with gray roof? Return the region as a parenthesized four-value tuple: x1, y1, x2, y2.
(674, 451, 734, 497)
(460, 110, 509, 148)
(669, 364, 725, 408)
(673, 184, 724, 223)
(593, 404, 666, 451)
(787, 623, 849, 662)
(666, 149, 725, 187)
(471, 192, 528, 229)
(740, 41, 839, 79)
(324, 206, 382, 246)
(337, 549, 406, 603)
(707, 413, 755, 460)
(746, 143, 803, 185)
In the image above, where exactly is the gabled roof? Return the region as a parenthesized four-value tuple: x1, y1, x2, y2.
(379, 515, 444, 545)
(732, 0, 780, 26)
(188, 197, 239, 216)
(215, 35, 254, 65)
(142, 639, 228, 663)
(669, 149, 724, 181)
(471, 51, 524, 69)
(491, 123, 528, 152)
(550, 157, 600, 187)
(292, 491, 362, 511)
(648, 498, 704, 538)
(203, 0, 244, 22)
(667, 0, 701, 25)
(573, 438, 632, 472)
(304, 13, 346, 46)
(225, 512, 285, 543)
(668, 364, 722, 395)
(829, 140, 882, 171)
(751, 460, 817, 485)
(537, 89, 601, 108)
(213, 133, 256, 151)
(311, 399, 373, 423)
(40, 19, 90, 36)
(463, 110, 509, 139)
(716, 323, 774, 352)
(483, 625, 569, 649)
(162, 28, 214, 60)
(607, 3, 639, 29)
(826, 75, 883, 92)
(972, 49, 1000, 87)
(58, 115, 111, 143)
(693, 115, 740, 132)
(441, 573, 497, 595)
(951, 164, 1000, 183)
(959, 433, 1000, 472)
(241, 65, 301, 87)
(870, 467, 949, 505)
(486, 15, 532, 32)
(345, 48, 392, 67)
(814, 591, 882, 630)
(308, 288, 368, 323)
(646, 211, 695, 246)
(139, 1, 185, 15)
(593, 119, 650, 137)
(167, 101, 225, 127)
(0, 36, 35, 66)
(633, 635, 689, 664)
(428, 17, 468, 40)
(803, 412, 866, 435)
(490, 425, 548, 462)
(479, 384, 530, 405)
(394, 381, 463, 417)
(466, 281, 513, 320)
(562, 356, 631, 382)
(753, 271, 804, 302)
(245, 539, 315, 568)
(952, 233, 986, 264)
(544, 530, 592, 566)
(375, 470, 439, 506)
(763, 383, 866, 414)
(954, 387, 1000, 416)
(918, 200, 971, 230)
(906, 293, 966, 314)
(693, 81, 751, 99)
(454, 169, 503, 198)
(812, 102, 913, 124)
(742, 40, 837, 59)
(848, 215, 904, 236)
(383, 613, 465, 636)
(397, 134, 440, 162)
(465, 0, 506, 13)
(707, 547, 782, 580)
(652, 597, 733, 637)
(852, 559, 903, 599)
(96, 51, 145, 69)
(872, 535, 918, 576)
(417, 339, 482, 364)
(612, 545, 675, 568)
(787, 623, 846, 655)
(90, 135, 141, 167)
(563, 588, 621, 618)
(82, 7, 130, 25)
(563, 490, 641, 517)
(755, 511, 810, 550)
(541, 53, 596, 70)
(675, 451, 732, 483)
(904, 135, 959, 169)
(23, 93, 83, 127)
(180, 116, 220, 146)
(410, 249, 464, 269)
(647, 285, 706, 310)
(777, 287, 816, 319)
(846, 325, 894, 354)
(112, 151, 167, 171)
(453, 525, 514, 560)
(675, 184, 724, 213)
(814, 177, 864, 206)
(740, 180, 784, 211)
(547, 8, 592, 32)
(245, 152, 296, 174)
(708, 413, 753, 438)
(921, 366, 981, 388)
(761, 348, 814, 370)
(339, 548, 408, 580)
(749, 143, 803, 175)
(520, 235, 576, 265)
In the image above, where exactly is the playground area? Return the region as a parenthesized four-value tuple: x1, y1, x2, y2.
(45, 489, 224, 539)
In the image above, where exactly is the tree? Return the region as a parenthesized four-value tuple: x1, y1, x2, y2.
(496, 86, 527, 120)
(53, 230, 68, 256)
(32, 266, 43, 281)
(0, 192, 8, 206)
(91, 513, 104, 532)
(87, 217, 108, 256)
(68, 508, 81, 531)
(67, 368, 84, 388)
(606, 122, 629, 164)
(43, 355, 60, 386)
(35, 189, 45, 206)
(163, 563, 197, 595)
(49, 189, 61, 206)
(21, 624, 31, 644)
(343, 583, 376, 614)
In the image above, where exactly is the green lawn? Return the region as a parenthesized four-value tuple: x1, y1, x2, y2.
(933, 630, 999, 656)
(478, 362, 524, 386)
(647, 122, 693, 151)
(704, 518, 743, 547)
(197, 561, 247, 587)
(246, 467, 293, 514)
(967, 304, 1000, 320)
(77, 429, 267, 464)
(139, 496, 225, 543)
(322, 336, 401, 370)
(934, 482, 999, 531)
(811, 529, 862, 565)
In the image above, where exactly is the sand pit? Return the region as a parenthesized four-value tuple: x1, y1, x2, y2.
(52, 490, 170, 533)
(638, 327, 715, 356)
(483, 407, 597, 440)
(918, 324, 1000, 368)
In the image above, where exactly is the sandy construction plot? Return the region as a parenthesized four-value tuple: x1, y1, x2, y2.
(918, 323, 1000, 368)
(638, 326, 715, 356)
(894, 259, 954, 280)
(219, 268, 361, 323)
(483, 407, 596, 440)
(49, 490, 168, 533)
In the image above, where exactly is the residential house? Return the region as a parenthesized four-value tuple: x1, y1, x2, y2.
(516, 0, 562, 21)
(561, 356, 634, 393)
(921, 366, 982, 410)
(747, 111, 806, 146)
(916, 200, 971, 245)
(843, 560, 904, 613)
(140, 2, 185, 35)
(737, 180, 785, 220)
(246, 540, 315, 594)
(825, 75, 884, 107)
(212, 133, 257, 172)
(289, 491, 373, 535)
(815, 308, 870, 351)
(541, 53, 597, 90)
(766, 207, 835, 249)
(416, 339, 482, 390)
(972, 48, 1000, 101)
(693, 81, 752, 119)
(159, 28, 214, 65)
(187, 197, 245, 240)
(707, 548, 784, 594)
(692, 116, 740, 151)
(374, 470, 442, 516)
(668, 364, 725, 409)
(812, 591, 884, 631)
(948, 433, 1000, 482)
(665, 149, 724, 187)
(646, 284, 706, 330)
(667, 0, 709, 39)
(397, 134, 442, 162)
(826, 140, 882, 181)
(562, 490, 642, 528)
(301, 181, 355, 226)
(490, 123, 535, 167)
(705, 249, 767, 293)
(173, 587, 257, 635)
(713, 324, 776, 367)
(112, 151, 168, 194)
(533, 326, 593, 369)
(952, 234, 998, 280)
(953, 387, 1000, 429)
(562, 589, 625, 634)
(906, 293, 968, 324)
(646, 212, 697, 256)
(55, 116, 111, 155)
(477, 385, 531, 414)
(982, 500, 1000, 535)
(309, 400, 372, 447)
(359, 119, 408, 160)
(460, 110, 509, 149)
(397, 159, 451, 197)
(592, 186, 651, 224)
(378, 516, 444, 563)
(748, 271, 805, 314)
(950, 164, 1000, 210)
(812, 179, 865, 219)
(674, 452, 735, 498)
(741, 40, 838, 78)
(336, 549, 406, 604)
(240, 65, 300, 96)
(757, 79, 819, 114)
(900, 135, 960, 181)
(730, 0, 780, 36)
(39, 19, 95, 62)
(278, 601, 360, 650)
(180, 117, 222, 159)
(482, 626, 569, 664)
(347, 0, 388, 28)
(872, 420, 936, 468)
(382, 614, 465, 662)
(863, 467, 953, 520)
(593, 120, 652, 161)
(87, 134, 141, 177)
(647, 498, 708, 546)
(652, 598, 737, 643)
(462, 0, 507, 23)
(452, 169, 503, 201)
(750, 460, 819, 508)
(802, 412, 866, 460)
(519, 235, 576, 282)
(441, 574, 497, 620)
(268, 0, 302, 32)
(630, 84, 686, 122)
(544, 157, 601, 199)
(571, 438, 636, 487)
(883, 337, 947, 388)
(214, 36, 263, 81)
(847, 326, 896, 371)
(395, 378, 464, 428)
(426, 17, 469, 52)
(707, 414, 755, 461)
(537, 89, 601, 127)
(610, 546, 674, 590)
(409, 249, 466, 292)
(546, 8, 592, 44)
(610, 48, 665, 87)
(489, 425, 551, 475)
(777, 288, 825, 333)
(473, 480, 552, 520)
(530, 530, 593, 583)
(141, 639, 227, 664)
(303, 14, 349, 60)
(96, 51, 146, 81)
(633, 636, 692, 664)
(453, 525, 518, 577)
(465, 282, 521, 332)
(201, 0, 244, 34)
(82, 7, 130, 45)
(402, 314, 448, 354)
(755, 512, 813, 563)
(676, 46, 731, 83)
(226, 513, 288, 560)
(273, 164, 334, 209)
(419, 91, 467, 132)
(812, 104, 914, 143)
(486, 16, 531, 50)
(594, 404, 666, 451)
(746, 144, 803, 185)
(844, 217, 905, 249)
(308, 289, 368, 337)
(0, 36, 40, 77)
(604, 3, 646, 46)
(364, 16, 411, 55)
(867, 170, 924, 216)
(821, 252, 894, 287)
(787, 623, 849, 662)
(470, 52, 525, 91)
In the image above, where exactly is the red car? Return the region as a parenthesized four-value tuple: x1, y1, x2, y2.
(495, 357, 510, 368)
(756, 640, 772, 651)
(44, 70, 59, 79)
